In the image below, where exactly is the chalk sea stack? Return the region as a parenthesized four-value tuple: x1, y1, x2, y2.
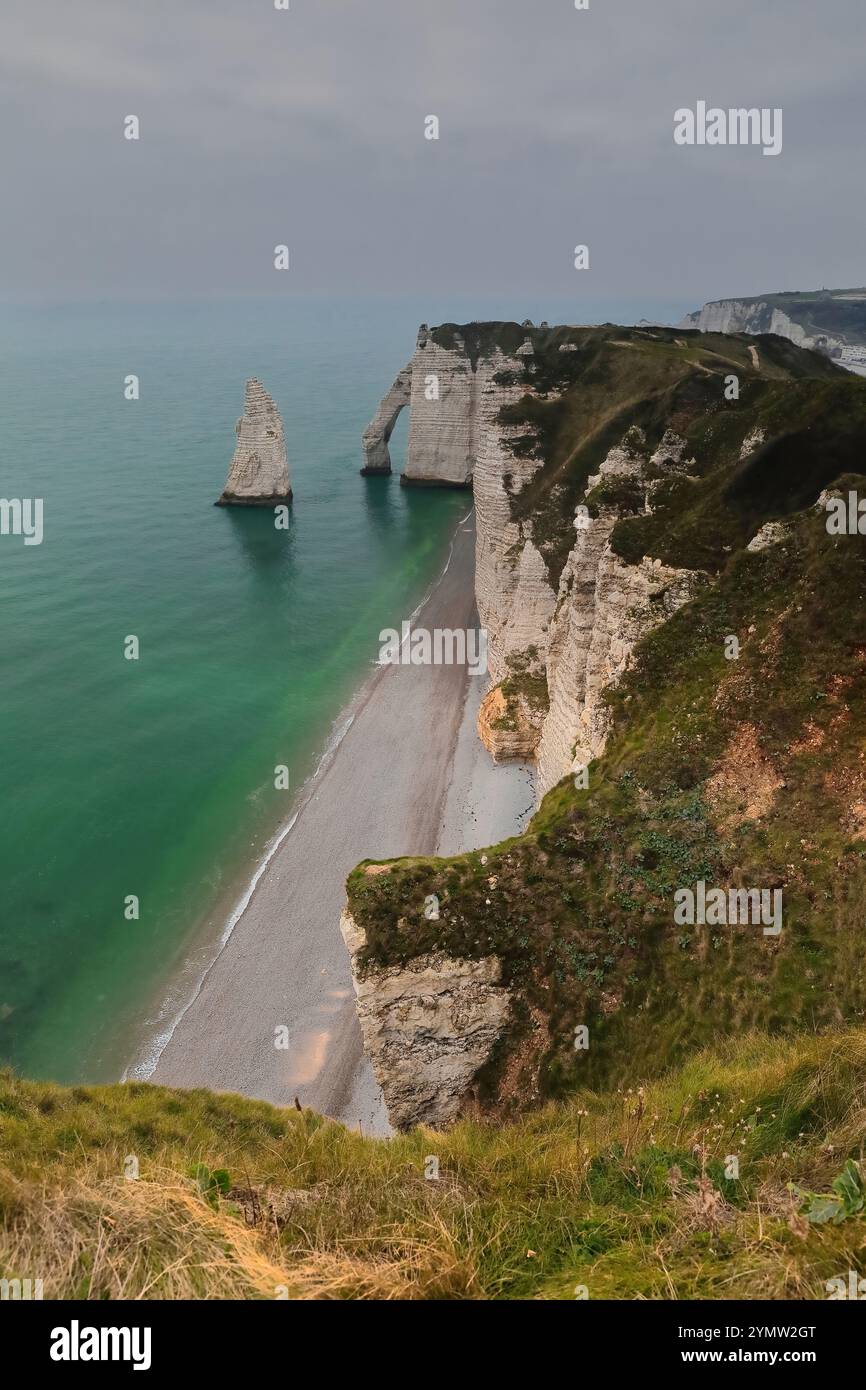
(216, 378, 292, 506)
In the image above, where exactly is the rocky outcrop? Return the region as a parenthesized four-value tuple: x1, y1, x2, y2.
(746, 520, 790, 552)
(477, 682, 545, 762)
(340, 908, 510, 1129)
(216, 378, 292, 506)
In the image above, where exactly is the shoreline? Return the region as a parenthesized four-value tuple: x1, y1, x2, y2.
(135, 509, 533, 1133)
(125, 513, 473, 1110)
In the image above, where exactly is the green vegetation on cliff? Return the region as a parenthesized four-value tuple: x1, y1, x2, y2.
(496, 326, 847, 584)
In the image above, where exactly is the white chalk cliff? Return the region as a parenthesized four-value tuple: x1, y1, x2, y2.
(371, 327, 700, 799)
(216, 378, 292, 506)
(344, 324, 708, 1129)
(680, 298, 820, 348)
(361, 329, 700, 799)
(363, 323, 678, 798)
(361, 325, 511, 486)
(475, 423, 701, 800)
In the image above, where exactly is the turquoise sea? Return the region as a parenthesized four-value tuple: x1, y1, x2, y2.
(0, 295, 686, 1084)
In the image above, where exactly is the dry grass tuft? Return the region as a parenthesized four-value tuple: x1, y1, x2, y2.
(2, 1027, 866, 1300)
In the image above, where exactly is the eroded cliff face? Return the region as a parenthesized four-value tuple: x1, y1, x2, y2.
(340, 906, 510, 1130)
(469, 363, 701, 800)
(363, 323, 692, 798)
(532, 435, 704, 795)
(217, 378, 292, 506)
(472, 343, 558, 682)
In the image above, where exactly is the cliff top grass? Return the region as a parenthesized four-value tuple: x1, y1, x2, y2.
(611, 377, 866, 570)
(490, 327, 855, 584)
(2, 1028, 865, 1299)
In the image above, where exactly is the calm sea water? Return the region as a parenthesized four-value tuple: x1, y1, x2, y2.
(0, 294, 686, 1084)
(0, 298, 480, 1082)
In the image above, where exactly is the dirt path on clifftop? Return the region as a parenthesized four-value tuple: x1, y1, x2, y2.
(148, 514, 479, 1134)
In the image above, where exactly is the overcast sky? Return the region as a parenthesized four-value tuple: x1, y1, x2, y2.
(1, 0, 862, 309)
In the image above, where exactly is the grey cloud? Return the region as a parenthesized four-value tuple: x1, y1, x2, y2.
(0, 0, 862, 306)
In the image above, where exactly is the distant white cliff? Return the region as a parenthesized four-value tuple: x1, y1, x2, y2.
(681, 298, 814, 345)
(681, 290, 866, 376)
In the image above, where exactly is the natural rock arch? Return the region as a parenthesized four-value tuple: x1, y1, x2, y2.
(360, 364, 412, 475)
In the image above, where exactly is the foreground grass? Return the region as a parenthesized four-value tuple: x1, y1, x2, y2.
(2, 1028, 865, 1299)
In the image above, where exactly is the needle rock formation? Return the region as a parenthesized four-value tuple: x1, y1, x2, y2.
(216, 378, 292, 507)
